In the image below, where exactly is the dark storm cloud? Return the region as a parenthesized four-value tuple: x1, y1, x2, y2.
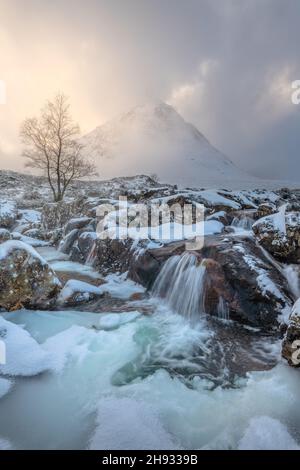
(0, 0, 300, 180)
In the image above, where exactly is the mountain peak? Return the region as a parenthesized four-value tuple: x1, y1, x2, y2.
(81, 102, 252, 188)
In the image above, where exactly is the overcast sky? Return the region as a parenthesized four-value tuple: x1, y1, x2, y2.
(0, 0, 300, 180)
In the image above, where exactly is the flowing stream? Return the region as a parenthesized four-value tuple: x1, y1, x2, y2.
(0, 247, 300, 450)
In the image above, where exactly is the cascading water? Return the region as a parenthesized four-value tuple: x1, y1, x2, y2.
(86, 241, 97, 266)
(152, 252, 206, 321)
(231, 216, 253, 231)
(217, 297, 229, 320)
(283, 265, 300, 299)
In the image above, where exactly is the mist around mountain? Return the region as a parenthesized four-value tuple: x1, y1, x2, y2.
(80, 102, 257, 189)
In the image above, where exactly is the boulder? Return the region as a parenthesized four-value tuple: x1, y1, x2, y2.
(0, 228, 12, 243)
(57, 279, 103, 306)
(128, 241, 185, 288)
(41, 198, 86, 231)
(253, 209, 300, 263)
(69, 231, 98, 263)
(58, 229, 80, 254)
(282, 299, 300, 367)
(22, 228, 46, 240)
(0, 240, 61, 310)
(199, 237, 292, 327)
(129, 236, 293, 328)
(254, 202, 277, 220)
(0, 200, 17, 228)
(89, 238, 134, 274)
(64, 217, 93, 236)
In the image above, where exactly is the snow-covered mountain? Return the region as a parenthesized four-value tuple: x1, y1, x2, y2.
(80, 101, 255, 188)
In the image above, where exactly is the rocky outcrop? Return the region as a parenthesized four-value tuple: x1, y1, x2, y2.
(199, 237, 292, 327)
(0, 240, 61, 311)
(282, 299, 300, 367)
(129, 236, 292, 328)
(253, 208, 300, 263)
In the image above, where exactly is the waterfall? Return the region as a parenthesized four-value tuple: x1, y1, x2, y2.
(152, 252, 206, 321)
(86, 241, 97, 266)
(217, 297, 229, 320)
(283, 265, 300, 299)
(231, 216, 253, 231)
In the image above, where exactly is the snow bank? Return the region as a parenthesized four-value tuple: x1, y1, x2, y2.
(0, 316, 53, 376)
(238, 416, 300, 450)
(18, 209, 41, 224)
(89, 397, 179, 450)
(98, 273, 145, 300)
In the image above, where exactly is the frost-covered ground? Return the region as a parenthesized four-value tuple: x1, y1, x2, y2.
(0, 305, 300, 450)
(1, 170, 300, 450)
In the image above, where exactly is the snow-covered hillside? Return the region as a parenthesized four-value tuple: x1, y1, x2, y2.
(80, 102, 256, 189)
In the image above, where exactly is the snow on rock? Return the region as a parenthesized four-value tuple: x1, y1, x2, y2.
(253, 207, 300, 262)
(64, 217, 93, 236)
(0, 316, 53, 376)
(41, 199, 86, 231)
(0, 240, 61, 311)
(238, 416, 300, 450)
(0, 200, 17, 228)
(11, 232, 49, 248)
(18, 209, 41, 225)
(58, 279, 103, 305)
(0, 228, 12, 243)
(97, 274, 145, 300)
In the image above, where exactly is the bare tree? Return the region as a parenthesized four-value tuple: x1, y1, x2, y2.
(21, 93, 97, 202)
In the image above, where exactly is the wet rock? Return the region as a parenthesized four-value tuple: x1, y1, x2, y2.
(200, 237, 293, 327)
(130, 236, 292, 328)
(282, 298, 300, 366)
(282, 299, 300, 367)
(64, 217, 93, 236)
(253, 209, 300, 263)
(59, 229, 80, 254)
(128, 241, 186, 288)
(69, 231, 98, 263)
(0, 240, 61, 311)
